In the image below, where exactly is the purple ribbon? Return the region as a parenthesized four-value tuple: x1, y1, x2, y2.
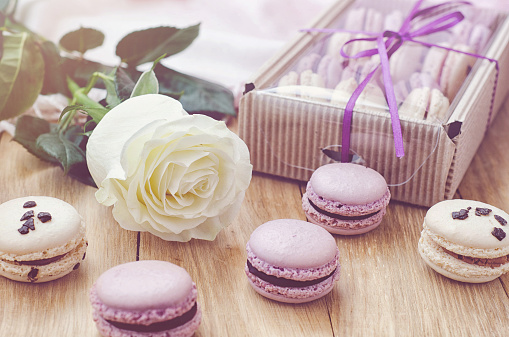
(302, 0, 499, 163)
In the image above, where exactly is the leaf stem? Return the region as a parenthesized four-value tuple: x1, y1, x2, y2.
(60, 77, 109, 131)
(82, 71, 114, 95)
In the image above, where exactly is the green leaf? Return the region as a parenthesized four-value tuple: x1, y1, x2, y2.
(130, 54, 167, 98)
(36, 126, 86, 174)
(114, 67, 135, 101)
(14, 115, 96, 187)
(116, 24, 200, 67)
(67, 160, 96, 187)
(83, 119, 96, 135)
(39, 40, 67, 95)
(62, 57, 114, 87)
(100, 70, 122, 107)
(0, 32, 45, 121)
(164, 90, 184, 101)
(0, 14, 4, 61)
(58, 104, 83, 122)
(76, 105, 109, 125)
(153, 63, 236, 116)
(59, 27, 105, 54)
(130, 69, 158, 98)
(13, 115, 59, 163)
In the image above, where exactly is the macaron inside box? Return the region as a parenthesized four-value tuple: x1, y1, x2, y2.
(399, 86, 450, 122)
(90, 260, 201, 337)
(0, 196, 87, 283)
(245, 219, 340, 303)
(418, 199, 509, 283)
(302, 163, 390, 235)
(421, 43, 477, 101)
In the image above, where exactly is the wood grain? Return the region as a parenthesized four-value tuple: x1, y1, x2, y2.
(0, 137, 137, 337)
(1, 99, 509, 336)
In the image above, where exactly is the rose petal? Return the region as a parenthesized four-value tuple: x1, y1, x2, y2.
(87, 94, 186, 186)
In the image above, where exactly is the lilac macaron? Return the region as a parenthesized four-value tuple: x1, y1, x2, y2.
(90, 260, 201, 337)
(302, 163, 391, 235)
(245, 219, 340, 303)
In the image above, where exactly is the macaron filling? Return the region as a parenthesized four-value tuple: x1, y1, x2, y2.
(307, 198, 380, 220)
(442, 247, 509, 268)
(13, 253, 67, 266)
(246, 260, 338, 288)
(105, 303, 198, 333)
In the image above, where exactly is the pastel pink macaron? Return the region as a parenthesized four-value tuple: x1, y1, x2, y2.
(245, 219, 340, 303)
(302, 163, 391, 235)
(90, 260, 201, 337)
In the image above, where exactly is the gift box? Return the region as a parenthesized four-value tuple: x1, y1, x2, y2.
(238, 0, 509, 207)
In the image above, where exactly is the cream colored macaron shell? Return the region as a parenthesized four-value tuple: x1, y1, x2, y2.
(418, 199, 509, 283)
(0, 196, 87, 283)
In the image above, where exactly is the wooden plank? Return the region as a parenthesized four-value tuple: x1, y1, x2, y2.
(0, 134, 138, 337)
(456, 98, 509, 299)
(139, 173, 336, 337)
(296, 103, 509, 335)
(329, 201, 509, 336)
(1, 101, 509, 336)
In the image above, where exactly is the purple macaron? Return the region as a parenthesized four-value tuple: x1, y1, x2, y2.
(245, 219, 340, 303)
(302, 163, 391, 235)
(90, 260, 201, 337)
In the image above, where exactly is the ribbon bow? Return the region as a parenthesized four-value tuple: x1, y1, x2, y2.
(302, 0, 498, 163)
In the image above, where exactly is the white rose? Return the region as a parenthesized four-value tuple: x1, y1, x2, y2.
(86, 94, 252, 242)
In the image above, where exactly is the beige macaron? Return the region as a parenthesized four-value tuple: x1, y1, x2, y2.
(326, 32, 352, 58)
(439, 43, 476, 100)
(276, 71, 300, 97)
(399, 87, 450, 121)
(330, 77, 388, 113)
(0, 196, 87, 283)
(275, 69, 331, 102)
(418, 199, 509, 283)
(422, 43, 476, 101)
(299, 69, 325, 88)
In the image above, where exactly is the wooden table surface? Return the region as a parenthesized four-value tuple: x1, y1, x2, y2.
(1, 98, 509, 337)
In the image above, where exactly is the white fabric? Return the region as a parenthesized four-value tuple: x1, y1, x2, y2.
(1, 0, 507, 136)
(15, 0, 336, 97)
